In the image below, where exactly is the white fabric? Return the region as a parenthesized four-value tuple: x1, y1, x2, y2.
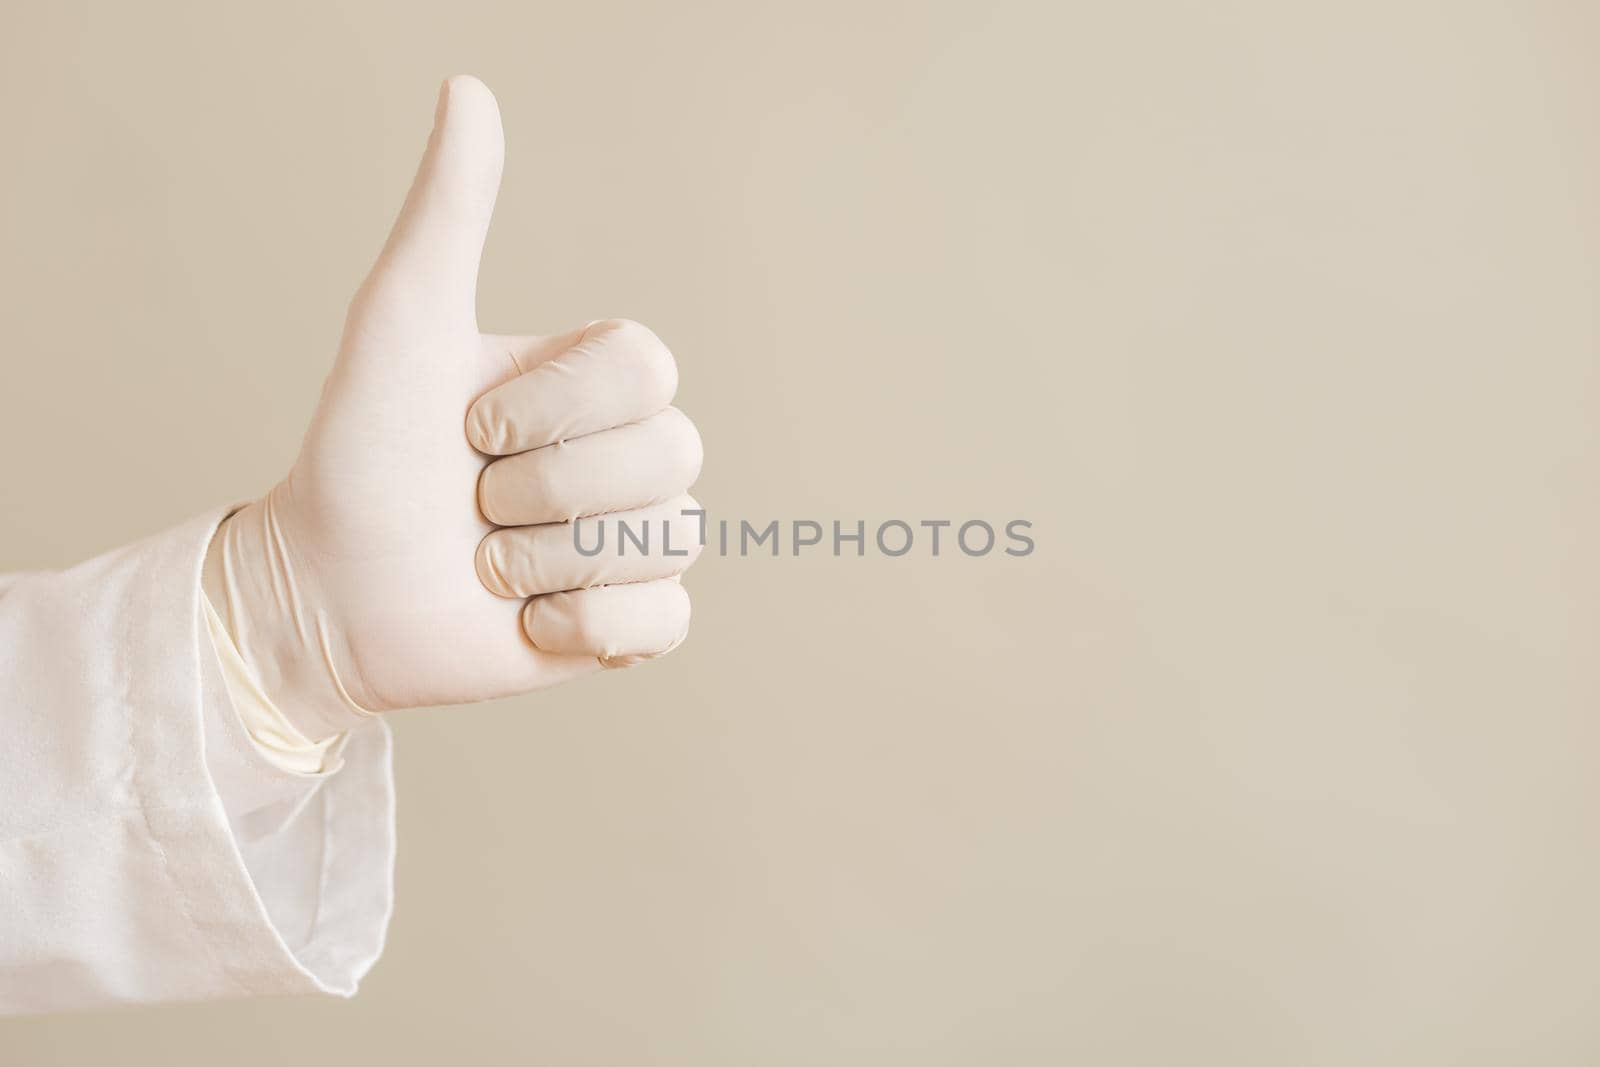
(0, 510, 394, 1015)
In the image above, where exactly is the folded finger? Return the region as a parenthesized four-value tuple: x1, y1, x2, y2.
(478, 406, 702, 526)
(467, 319, 678, 455)
(477, 494, 704, 597)
(521, 579, 691, 665)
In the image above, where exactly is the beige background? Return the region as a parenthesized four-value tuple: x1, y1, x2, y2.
(2, 1, 1598, 1062)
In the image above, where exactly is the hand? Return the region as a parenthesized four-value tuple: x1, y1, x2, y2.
(203, 76, 704, 737)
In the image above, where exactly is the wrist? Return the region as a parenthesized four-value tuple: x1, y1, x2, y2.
(203, 498, 372, 741)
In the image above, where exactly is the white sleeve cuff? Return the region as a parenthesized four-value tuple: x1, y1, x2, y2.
(189, 518, 396, 988)
(0, 508, 395, 1012)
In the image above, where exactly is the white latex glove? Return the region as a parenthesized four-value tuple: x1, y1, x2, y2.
(204, 76, 704, 737)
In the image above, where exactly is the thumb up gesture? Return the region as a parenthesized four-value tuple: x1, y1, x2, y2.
(204, 76, 704, 737)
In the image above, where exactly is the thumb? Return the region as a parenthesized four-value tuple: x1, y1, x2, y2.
(357, 75, 504, 331)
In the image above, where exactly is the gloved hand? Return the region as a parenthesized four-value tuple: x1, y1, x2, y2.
(203, 76, 704, 738)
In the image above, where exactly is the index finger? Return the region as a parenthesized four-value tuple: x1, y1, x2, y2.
(465, 318, 678, 455)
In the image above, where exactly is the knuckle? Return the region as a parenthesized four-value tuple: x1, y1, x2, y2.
(657, 591, 692, 655)
(600, 316, 661, 350)
(668, 497, 706, 567)
(665, 581, 693, 628)
(586, 583, 692, 667)
(604, 318, 678, 407)
(661, 407, 704, 478)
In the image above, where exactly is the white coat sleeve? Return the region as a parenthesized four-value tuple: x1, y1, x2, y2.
(0, 509, 396, 1015)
